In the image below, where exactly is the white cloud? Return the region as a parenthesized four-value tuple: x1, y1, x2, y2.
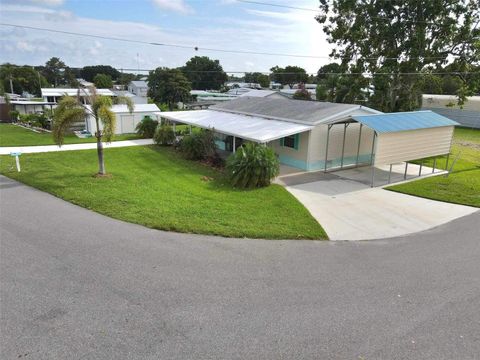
(151, 0, 193, 14)
(0, 1, 332, 73)
(14, 0, 65, 6)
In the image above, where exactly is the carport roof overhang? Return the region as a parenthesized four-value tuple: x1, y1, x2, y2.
(329, 110, 459, 132)
(159, 110, 313, 143)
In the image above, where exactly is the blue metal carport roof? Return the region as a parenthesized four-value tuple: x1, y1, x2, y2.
(351, 110, 459, 133)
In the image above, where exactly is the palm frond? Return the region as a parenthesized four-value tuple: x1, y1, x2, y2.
(97, 105, 116, 142)
(52, 96, 86, 146)
(114, 95, 134, 113)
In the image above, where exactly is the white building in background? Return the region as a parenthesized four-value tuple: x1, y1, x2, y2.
(41, 88, 115, 104)
(421, 94, 480, 129)
(127, 81, 148, 97)
(85, 103, 160, 134)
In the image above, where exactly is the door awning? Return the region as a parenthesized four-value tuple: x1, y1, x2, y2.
(159, 110, 312, 143)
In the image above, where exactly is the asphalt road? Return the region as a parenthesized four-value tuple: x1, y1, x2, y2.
(1, 175, 479, 360)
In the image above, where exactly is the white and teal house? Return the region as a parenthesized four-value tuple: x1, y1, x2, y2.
(159, 97, 458, 174)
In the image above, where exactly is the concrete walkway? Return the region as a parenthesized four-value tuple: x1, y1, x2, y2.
(278, 165, 478, 241)
(0, 139, 154, 155)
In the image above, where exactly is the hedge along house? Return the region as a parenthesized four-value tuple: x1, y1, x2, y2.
(159, 97, 458, 183)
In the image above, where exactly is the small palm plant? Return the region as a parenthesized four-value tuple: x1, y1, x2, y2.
(52, 86, 134, 175)
(226, 142, 280, 188)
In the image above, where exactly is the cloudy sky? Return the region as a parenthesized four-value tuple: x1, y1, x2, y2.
(0, 0, 332, 75)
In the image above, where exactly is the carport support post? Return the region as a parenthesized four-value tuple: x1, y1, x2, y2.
(356, 123, 363, 166)
(404, 162, 408, 179)
(340, 123, 348, 168)
(371, 165, 375, 188)
(419, 160, 423, 176)
(432, 157, 436, 173)
(324, 125, 332, 172)
(233, 136, 236, 153)
(370, 132, 376, 165)
(388, 164, 392, 184)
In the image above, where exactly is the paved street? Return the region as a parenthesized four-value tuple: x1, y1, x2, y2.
(1, 175, 479, 359)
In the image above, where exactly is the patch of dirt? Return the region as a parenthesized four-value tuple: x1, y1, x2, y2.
(93, 173, 113, 179)
(455, 141, 480, 150)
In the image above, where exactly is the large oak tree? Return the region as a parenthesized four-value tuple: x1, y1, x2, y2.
(317, 0, 480, 111)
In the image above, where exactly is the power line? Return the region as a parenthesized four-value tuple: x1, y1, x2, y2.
(236, 0, 444, 25)
(115, 68, 478, 76)
(0, 23, 454, 61)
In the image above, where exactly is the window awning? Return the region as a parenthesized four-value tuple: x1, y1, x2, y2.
(159, 110, 312, 143)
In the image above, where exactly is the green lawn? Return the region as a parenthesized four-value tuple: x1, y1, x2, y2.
(0, 123, 140, 147)
(0, 145, 327, 239)
(387, 127, 480, 207)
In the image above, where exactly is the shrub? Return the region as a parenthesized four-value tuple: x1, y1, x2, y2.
(9, 110, 19, 122)
(179, 129, 216, 160)
(292, 89, 312, 100)
(135, 116, 159, 138)
(226, 142, 279, 188)
(154, 123, 175, 145)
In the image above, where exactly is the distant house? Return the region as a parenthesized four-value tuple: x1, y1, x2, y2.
(85, 103, 160, 134)
(41, 88, 115, 104)
(159, 97, 458, 180)
(422, 94, 480, 129)
(113, 90, 148, 105)
(128, 81, 148, 97)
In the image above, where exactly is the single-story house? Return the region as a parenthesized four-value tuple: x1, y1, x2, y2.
(41, 88, 116, 104)
(127, 81, 148, 97)
(159, 97, 458, 175)
(113, 90, 148, 104)
(422, 94, 480, 128)
(85, 103, 160, 134)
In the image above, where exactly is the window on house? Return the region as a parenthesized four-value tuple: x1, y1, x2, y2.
(280, 134, 299, 150)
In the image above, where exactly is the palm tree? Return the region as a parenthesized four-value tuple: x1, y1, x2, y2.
(52, 86, 134, 175)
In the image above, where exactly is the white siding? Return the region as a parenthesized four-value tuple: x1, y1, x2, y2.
(374, 126, 454, 165)
(86, 111, 158, 134)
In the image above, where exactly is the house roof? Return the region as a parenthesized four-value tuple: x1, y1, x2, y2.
(211, 97, 377, 125)
(41, 88, 115, 97)
(85, 103, 159, 114)
(159, 109, 313, 143)
(351, 111, 459, 133)
(239, 89, 277, 98)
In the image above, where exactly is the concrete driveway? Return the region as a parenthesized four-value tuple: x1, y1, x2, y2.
(2, 175, 480, 359)
(278, 165, 478, 240)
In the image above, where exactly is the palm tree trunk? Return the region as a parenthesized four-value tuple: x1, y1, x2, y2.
(97, 137, 106, 175)
(95, 117, 106, 175)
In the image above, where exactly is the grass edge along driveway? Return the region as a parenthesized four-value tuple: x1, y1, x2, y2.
(386, 127, 480, 208)
(0, 145, 328, 240)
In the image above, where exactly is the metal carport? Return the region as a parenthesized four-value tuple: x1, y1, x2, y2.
(325, 111, 459, 186)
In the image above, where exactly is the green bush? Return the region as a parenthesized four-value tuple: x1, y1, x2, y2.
(135, 116, 159, 138)
(154, 123, 175, 145)
(9, 110, 19, 122)
(17, 113, 49, 129)
(179, 129, 216, 160)
(226, 142, 279, 188)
